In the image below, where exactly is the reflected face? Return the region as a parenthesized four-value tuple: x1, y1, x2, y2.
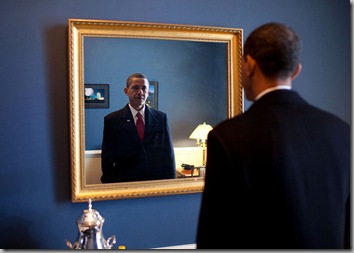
(124, 77, 149, 111)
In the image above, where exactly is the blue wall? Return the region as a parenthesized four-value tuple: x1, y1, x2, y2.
(0, 0, 350, 249)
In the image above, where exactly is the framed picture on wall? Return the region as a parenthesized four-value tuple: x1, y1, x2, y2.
(84, 84, 109, 108)
(146, 81, 158, 109)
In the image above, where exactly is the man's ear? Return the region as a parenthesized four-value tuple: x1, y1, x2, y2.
(124, 87, 128, 95)
(244, 55, 256, 77)
(291, 63, 302, 80)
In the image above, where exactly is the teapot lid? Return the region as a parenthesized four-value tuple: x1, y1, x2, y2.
(76, 198, 105, 227)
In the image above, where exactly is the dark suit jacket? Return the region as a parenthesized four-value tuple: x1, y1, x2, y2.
(101, 104, 176, 183)
(196, 90, 350, 249)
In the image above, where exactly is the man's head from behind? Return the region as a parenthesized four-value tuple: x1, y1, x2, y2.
(244, 22, 302, 80)
(242, 23, 302, 101)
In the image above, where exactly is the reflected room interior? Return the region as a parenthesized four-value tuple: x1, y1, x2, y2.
(84, 38, 227, 185)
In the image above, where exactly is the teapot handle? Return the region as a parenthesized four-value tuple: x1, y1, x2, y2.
(106, 235, 117, 249)
(65, 239, 79, 249)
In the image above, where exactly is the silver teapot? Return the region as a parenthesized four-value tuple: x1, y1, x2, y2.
(66, 198, 116, 249)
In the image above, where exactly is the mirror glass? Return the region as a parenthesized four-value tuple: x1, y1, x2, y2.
(68, 19, 243, 202)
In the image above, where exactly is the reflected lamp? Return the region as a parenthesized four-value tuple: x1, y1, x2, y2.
(189, 122, 213, 166)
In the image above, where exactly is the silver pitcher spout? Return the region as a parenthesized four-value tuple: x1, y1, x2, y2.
(65, 198, 116, 249)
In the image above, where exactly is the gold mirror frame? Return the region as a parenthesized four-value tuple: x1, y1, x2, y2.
(68, 18, 243, 202)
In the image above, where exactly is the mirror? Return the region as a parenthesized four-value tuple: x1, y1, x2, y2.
(68, 19, 243, 202)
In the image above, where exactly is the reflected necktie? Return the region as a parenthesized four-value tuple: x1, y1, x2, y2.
(136, 112, 144, 141)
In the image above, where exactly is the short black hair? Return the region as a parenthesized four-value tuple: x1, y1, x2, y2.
(126, 73, 149, 87)
(244, 22, 302, 79)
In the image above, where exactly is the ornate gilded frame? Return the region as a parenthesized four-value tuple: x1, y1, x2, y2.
(68, 18, 243, 202)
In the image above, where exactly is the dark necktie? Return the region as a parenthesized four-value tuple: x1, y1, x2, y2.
(136, 112, 144, 141)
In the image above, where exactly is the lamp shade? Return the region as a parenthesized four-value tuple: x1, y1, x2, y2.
(189, 122, 213, 141)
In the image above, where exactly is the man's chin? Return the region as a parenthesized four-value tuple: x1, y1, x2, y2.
(133, 101, 145, 108)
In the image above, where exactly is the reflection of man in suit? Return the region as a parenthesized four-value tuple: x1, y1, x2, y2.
(196, 23, 350, 249)
(101, 73, 176, 183)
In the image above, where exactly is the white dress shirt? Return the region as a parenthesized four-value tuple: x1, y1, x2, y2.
(255, 85, 291, 101)
(128, 104, 145, 125)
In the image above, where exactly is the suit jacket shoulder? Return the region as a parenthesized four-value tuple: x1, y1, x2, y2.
(105, 104, 132, 120)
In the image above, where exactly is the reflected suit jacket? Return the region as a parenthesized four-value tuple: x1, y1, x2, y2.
(196, 90, 350, 249)
(101, 104, 176, 183)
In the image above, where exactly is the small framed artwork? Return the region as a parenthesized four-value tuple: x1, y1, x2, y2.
(84, 84, 109, 108)
(146, 81, 158, 109)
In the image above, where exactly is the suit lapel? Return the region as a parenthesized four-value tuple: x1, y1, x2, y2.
(120, 105, 141, 141)
(144, 106, 159, 142)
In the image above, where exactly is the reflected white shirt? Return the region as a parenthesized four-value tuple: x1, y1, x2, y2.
(128, 104, 145, 125)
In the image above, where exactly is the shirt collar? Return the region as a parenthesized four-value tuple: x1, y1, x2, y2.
(255, 85, 291, 101)
(128, 104, 145, 120)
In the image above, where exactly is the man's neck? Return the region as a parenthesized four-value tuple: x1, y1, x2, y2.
(255, 85, 291, 101)
(129, 104, 145, 115)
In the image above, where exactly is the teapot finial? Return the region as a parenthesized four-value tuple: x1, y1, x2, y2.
(88, 198, 92, 211)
